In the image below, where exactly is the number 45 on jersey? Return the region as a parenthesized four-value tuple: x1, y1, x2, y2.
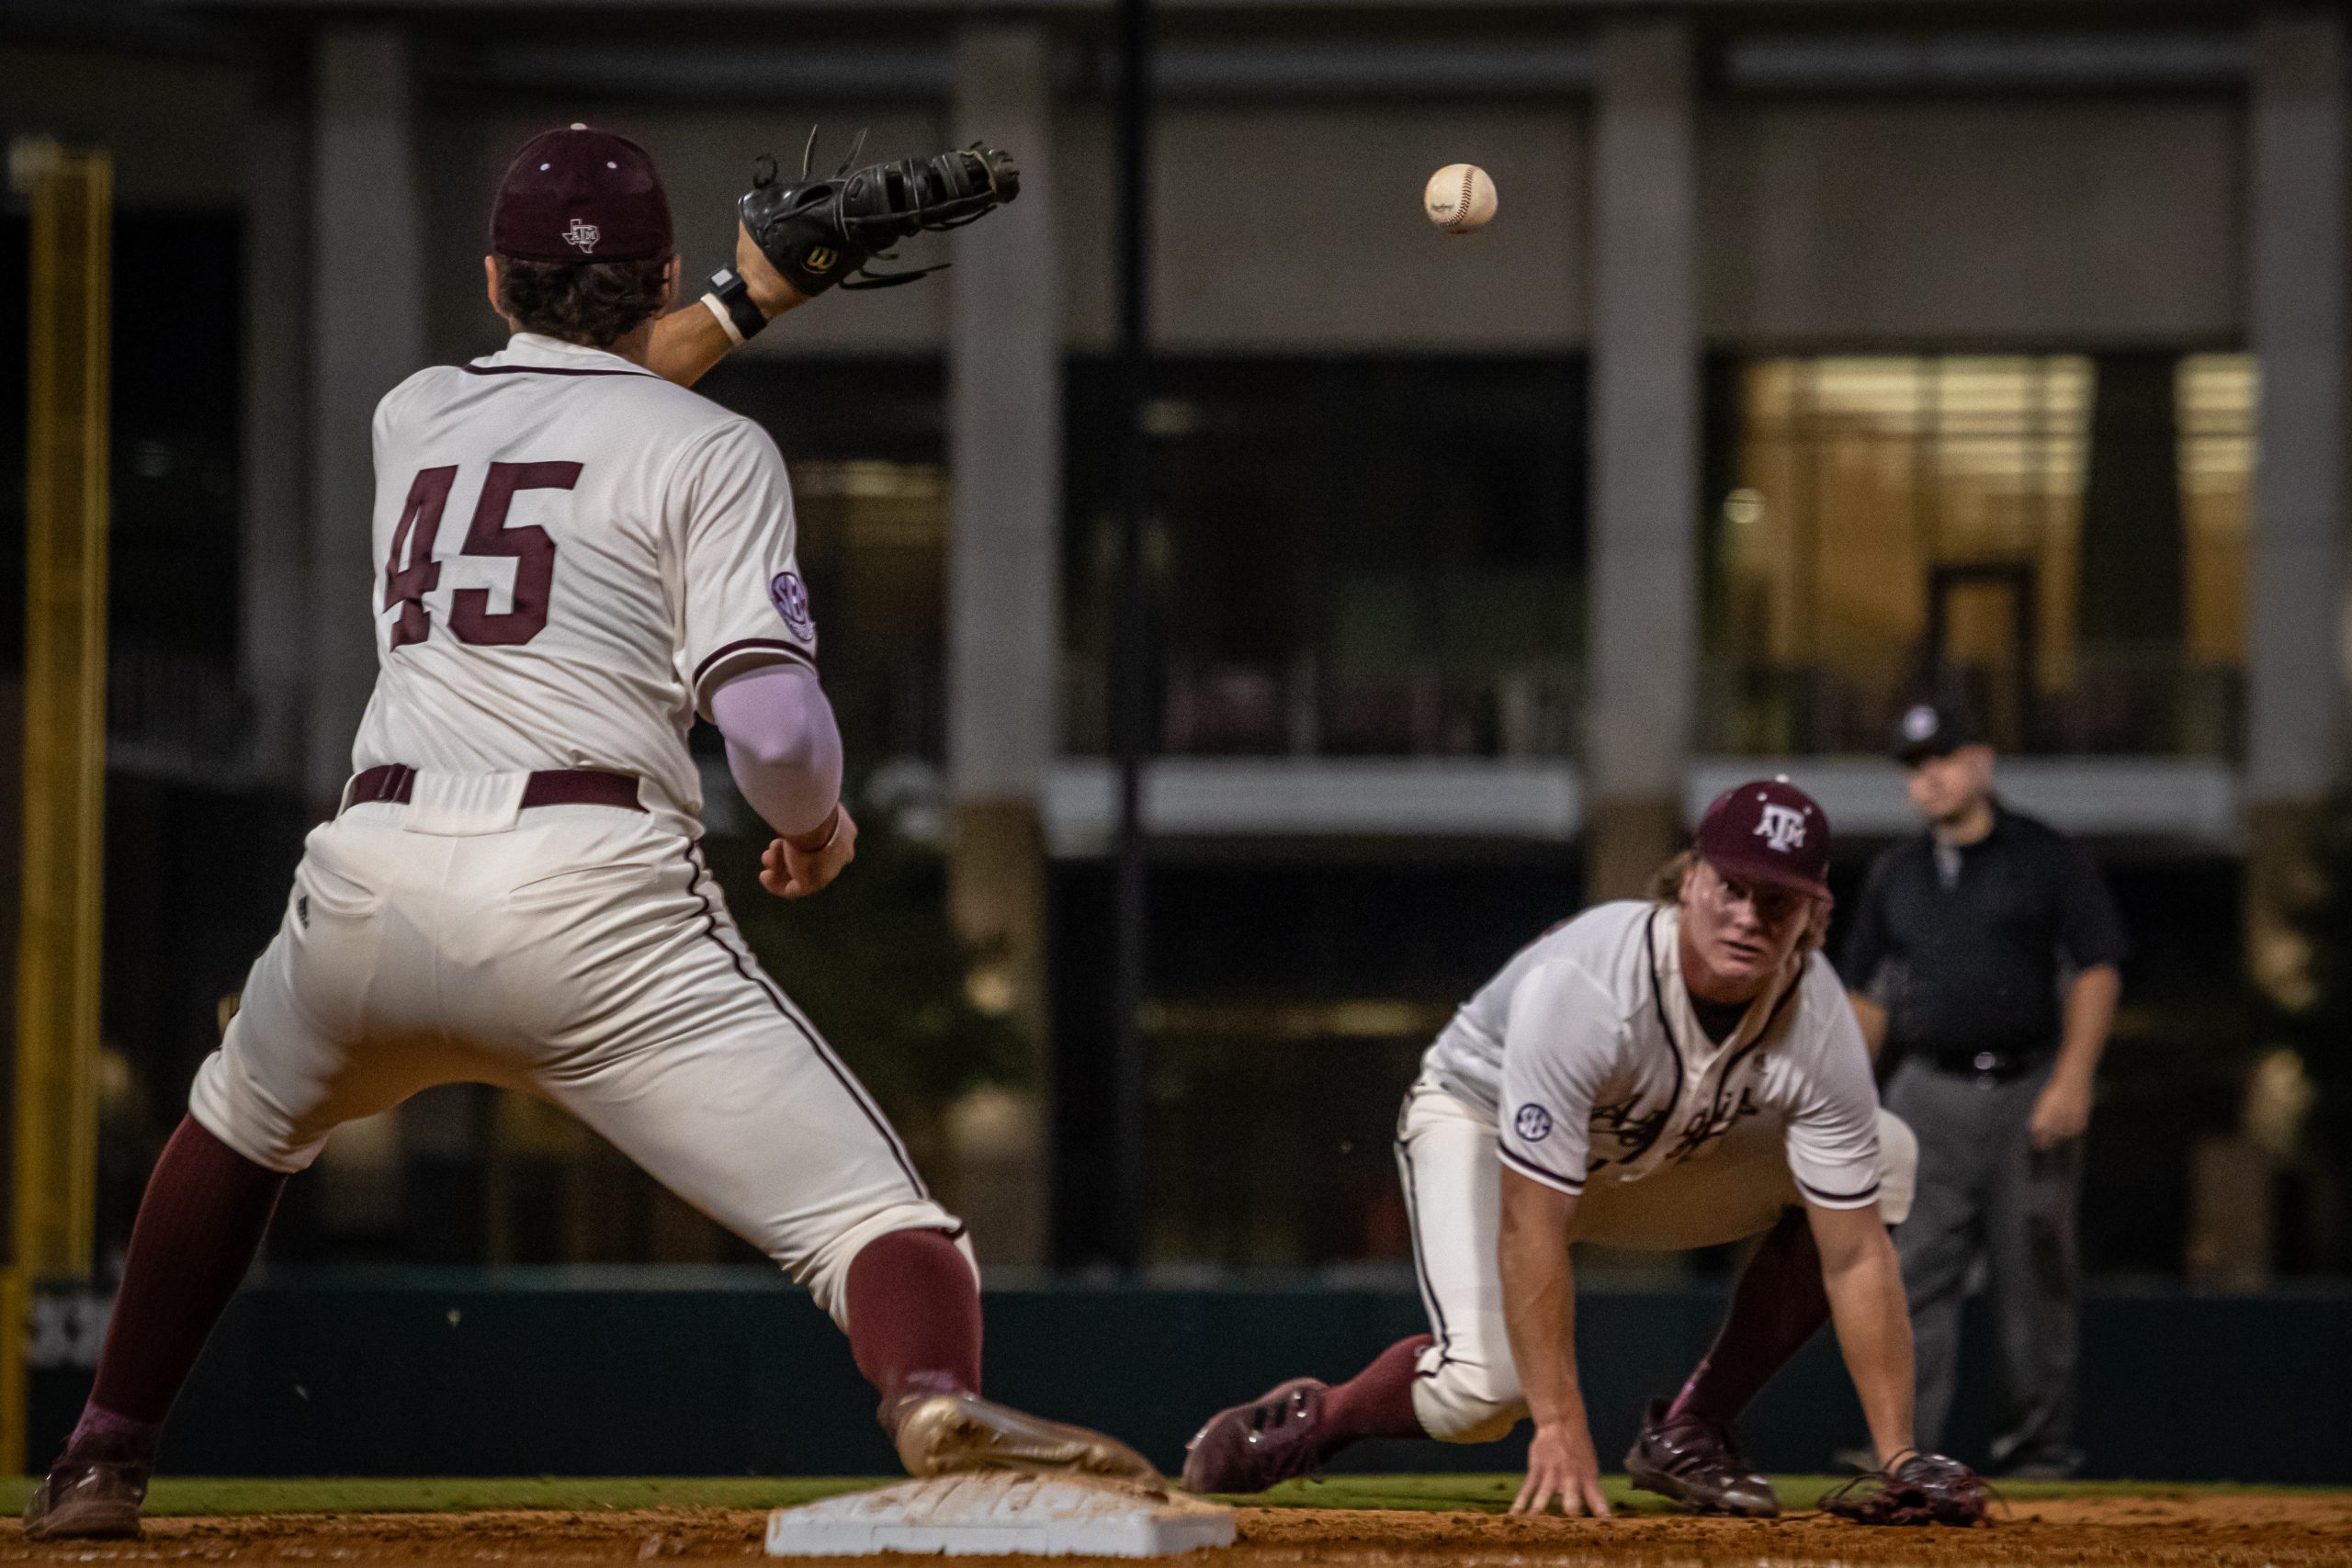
(385, 461, 580, 649)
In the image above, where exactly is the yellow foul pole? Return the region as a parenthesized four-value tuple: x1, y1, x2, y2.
(6, 141, 112, 1473)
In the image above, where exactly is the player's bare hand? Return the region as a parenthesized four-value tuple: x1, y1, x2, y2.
(761, 804, 856, 899)
(1510, 1419, 1611, 1518)
(2030, 1071, 2092, 1149)
(735, 220, 810, 319)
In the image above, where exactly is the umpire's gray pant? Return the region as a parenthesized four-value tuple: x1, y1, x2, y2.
(1883, 1058, 2085, 1472)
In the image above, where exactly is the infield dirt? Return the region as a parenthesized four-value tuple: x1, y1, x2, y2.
(3, 1492, 2347, 1568)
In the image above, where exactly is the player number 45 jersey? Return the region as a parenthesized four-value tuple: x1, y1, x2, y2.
(349, 333, 817, 823)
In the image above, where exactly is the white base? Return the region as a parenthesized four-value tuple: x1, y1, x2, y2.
(764, 1473, 1237, 1558)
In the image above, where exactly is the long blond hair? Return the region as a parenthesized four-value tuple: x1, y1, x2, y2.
(1647, 850, 1698, 904)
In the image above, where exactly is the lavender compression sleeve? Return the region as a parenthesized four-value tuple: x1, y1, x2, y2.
(708, 660, 843, 840)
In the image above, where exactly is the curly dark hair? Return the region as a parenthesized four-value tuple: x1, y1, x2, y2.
(492, 254, 671, 349)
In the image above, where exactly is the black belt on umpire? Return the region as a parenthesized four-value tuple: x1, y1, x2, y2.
(1915, 1045, 2051, 1082)
(342, 763, 645, 815)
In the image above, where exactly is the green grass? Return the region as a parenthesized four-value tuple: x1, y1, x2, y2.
(0, 1474, 2331, 1520)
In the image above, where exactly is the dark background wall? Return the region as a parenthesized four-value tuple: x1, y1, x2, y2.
(27, 1275, 2349, 1483)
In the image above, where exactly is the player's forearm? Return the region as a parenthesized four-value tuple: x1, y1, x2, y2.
(710, 662, 842, 840)
(2050, 964, 2120, 1087)
(1498, 1173, 1585, 1429)
(646, 228, 812, 389)
(647, 301, 745, 389)
(1811, 1208, 1915, 1465)
(647, 288, 808, 389)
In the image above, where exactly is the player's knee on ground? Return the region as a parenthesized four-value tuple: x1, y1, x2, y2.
(1410, 1352, 1525, 1445)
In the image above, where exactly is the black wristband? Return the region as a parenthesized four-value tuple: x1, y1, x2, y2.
(707, 267, 768, 342)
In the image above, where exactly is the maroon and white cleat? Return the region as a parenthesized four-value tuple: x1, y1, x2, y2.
(1624, 1398, 1780, 1517)
(23, 1436, 149, 1540)
(1181, 1378, 1332, 1495)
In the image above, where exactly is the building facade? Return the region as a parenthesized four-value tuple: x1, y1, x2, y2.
(3, 0, 2342, 1274)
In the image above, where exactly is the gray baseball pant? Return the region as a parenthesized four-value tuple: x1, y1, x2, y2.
(1883, 1057, 2085, 1472)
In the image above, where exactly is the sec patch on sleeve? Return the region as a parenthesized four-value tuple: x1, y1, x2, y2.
(1514, 1103, 1555, 1142)
(768, 570, 818, 646)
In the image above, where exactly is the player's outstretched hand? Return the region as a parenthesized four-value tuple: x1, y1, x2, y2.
(1511, 1418, 1611, 1518)
(762, 804, 858, 899)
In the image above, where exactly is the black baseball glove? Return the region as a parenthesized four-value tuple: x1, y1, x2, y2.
(739, 128, 1019, 297)
(1818, 1452, 1995, 1527)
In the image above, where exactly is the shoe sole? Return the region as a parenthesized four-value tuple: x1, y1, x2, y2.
(24, 1500, 141, 1541)
(1624, 1453, 1780, 1518)
(896, 1393, 1162, 1488)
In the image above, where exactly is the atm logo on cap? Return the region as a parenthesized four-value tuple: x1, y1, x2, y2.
(563, 219, 600, 254)
(1755, 803, 1808, 853)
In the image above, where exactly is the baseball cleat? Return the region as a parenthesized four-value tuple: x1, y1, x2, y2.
(1181, 1377, 1331, 1495)
(1624, 1398, 1780, 1517)
(892, 1392, 1163, 1488)
(22, 1442, 149, 1540)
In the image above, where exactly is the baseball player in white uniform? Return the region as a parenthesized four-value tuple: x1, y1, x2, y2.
(1184, 781, 1986, 1522)
(27, 125, 1148, 1541)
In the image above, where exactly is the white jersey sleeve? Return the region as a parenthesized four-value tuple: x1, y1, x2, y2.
(1495, 959, 1624, 1197)
(670, 418, 817, 718)
(1778, 958, 1886, 1210)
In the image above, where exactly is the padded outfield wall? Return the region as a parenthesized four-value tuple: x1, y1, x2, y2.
(22, 1272, 2350, 1483)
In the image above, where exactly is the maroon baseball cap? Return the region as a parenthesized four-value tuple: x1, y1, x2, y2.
(490, 123, 673, 263)
(1691, 778, 1833, 900)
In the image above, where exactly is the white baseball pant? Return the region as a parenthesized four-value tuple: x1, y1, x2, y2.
(190, 772, 966, 1325)
(1396, 1072, 1917, 1443)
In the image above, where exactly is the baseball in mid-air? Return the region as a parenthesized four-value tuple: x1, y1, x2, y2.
(1425, 164, 1498, 233)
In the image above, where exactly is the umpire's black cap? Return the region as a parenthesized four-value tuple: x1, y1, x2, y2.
(1892, 701, 1978, 765)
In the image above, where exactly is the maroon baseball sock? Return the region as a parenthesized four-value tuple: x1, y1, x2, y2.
(1319, 1333, 1433, 1447)
(64, 1116, 288, 1463)
(844, 1228, 984, 1430)
(1667, 1207, 1827, 1427)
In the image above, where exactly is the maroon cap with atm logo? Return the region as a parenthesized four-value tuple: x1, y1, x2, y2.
(490, 123, 673, 263)
(1691, 778, 1833, 901)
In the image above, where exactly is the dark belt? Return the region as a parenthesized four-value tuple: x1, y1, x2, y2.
(1919, 1046, 2048, 1082)
(345, 764, 644, 814)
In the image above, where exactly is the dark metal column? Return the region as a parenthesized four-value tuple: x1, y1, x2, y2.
(1108, 0, 1154, 1270)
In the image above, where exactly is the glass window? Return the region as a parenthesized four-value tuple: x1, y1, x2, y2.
(2179, 354, 2255, 668)
(699, 358, 947, 764)
(790, 458, 949, 762)
(1065, 357, 1588, 760)
(1708, 353, 2253, 756)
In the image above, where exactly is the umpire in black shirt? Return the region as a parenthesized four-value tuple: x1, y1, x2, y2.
(1843, 704, 2126, 1479)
